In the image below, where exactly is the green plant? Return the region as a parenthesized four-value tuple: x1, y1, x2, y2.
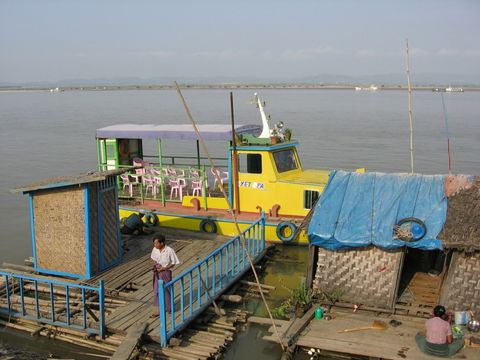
(313, 287, 344, 305)
(284, 128, 292, 141)
(272, 281, 314, 319)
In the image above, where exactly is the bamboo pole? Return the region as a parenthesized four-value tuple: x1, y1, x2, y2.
(174, 82, 286, 351)
(406, 39, 415, 174)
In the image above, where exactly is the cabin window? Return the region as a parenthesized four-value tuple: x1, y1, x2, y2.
(238, 153, 262, 174)
(106, 144, 116, 158)
(304, 190, 320, 209)
(273, 149, 298, 173)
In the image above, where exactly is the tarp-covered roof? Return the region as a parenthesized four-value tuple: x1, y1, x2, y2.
(308, 170, 447, 251)
(96, 124, 261, 141)
(11, 168, 129, 194)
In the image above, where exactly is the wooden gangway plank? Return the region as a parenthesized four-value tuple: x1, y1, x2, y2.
(110, 321, 148, 360)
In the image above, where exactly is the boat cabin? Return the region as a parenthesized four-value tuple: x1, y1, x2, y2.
(95, 123, 331, 218)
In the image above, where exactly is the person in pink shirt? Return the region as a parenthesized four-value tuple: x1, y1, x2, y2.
(415, 305, 464, 357)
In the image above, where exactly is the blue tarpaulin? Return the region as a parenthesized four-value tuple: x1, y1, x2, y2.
(308, 170, 447, 250)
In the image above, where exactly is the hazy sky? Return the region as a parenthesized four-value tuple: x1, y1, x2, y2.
(1, 0, 479, 83)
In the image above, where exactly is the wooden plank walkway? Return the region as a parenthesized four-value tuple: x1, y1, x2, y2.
(83, 227, 232, 337)
(0, 225, 267, 359)
(295, 308, 478, 359)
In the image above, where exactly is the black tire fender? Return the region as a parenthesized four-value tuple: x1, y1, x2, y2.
(199, 218, 217, 234)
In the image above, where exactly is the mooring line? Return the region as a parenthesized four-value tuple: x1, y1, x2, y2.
(173, 81, 287, 351)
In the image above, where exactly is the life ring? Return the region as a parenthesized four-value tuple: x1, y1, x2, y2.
(395, 217, 426, 242)
(276, 221, 297, 242)
(199, 219, 217, 234)
(144, 212, 159, 227)
(119, 139, 129, 158)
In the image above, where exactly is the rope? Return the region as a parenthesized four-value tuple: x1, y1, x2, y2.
(173, 82, 287, 351)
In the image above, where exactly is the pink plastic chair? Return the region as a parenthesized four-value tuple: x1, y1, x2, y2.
(191, 178, 208, 197)
(143, 175, 156, 197)
(133, 158, 146, 175)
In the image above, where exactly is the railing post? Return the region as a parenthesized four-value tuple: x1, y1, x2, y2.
(19, 278, 25, 316)
(5, 275, 11, 310)
(65, 285, 70, 326)
(260, 211, 266, 251)
(99, 280, 105, 338)
(158, 279, 167, 347)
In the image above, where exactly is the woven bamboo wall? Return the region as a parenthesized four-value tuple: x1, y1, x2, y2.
(313, 247, 403, 310)
(33, 188, 86, 276)
(88, 184, 99, 274)
(101, 188, 119, 265)
(440, 251, 480, 312)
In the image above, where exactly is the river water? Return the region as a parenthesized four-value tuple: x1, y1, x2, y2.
(0, 89, 479, 357)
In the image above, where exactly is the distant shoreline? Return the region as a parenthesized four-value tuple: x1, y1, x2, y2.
(1, 84, 480, 92)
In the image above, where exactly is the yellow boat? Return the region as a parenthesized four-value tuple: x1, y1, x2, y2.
(95, 93, 364, 244)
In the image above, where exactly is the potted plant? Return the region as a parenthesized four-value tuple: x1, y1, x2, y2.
(283, 128, 292, 142)
(270, 128, 280, 144)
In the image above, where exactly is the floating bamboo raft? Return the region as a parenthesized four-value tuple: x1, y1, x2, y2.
(0, 227, 265, 359)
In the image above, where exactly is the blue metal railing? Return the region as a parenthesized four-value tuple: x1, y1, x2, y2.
(0, 272, 105, 337)
(158, 213, 266, 346)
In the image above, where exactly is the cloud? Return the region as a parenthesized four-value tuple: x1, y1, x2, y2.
(135, 50, 177, 58)
(356, 49, 401, 59)
(192, 50, 247, 59)
(410, 47, 431, 56)
(281, 46, 337, 60)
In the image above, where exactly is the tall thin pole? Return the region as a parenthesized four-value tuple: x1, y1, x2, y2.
(174, 82, 286, 350)
(440, 92, 452, 174)
(230, 92, 240, 214)
(406, 39, 415, 174)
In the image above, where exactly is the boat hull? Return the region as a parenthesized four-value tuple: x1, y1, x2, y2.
(119, 207, 309, 245)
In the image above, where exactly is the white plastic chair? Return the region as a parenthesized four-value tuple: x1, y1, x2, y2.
(211, 167, 229, 190)
(120, 174, 140, 197)
(169, 178, 187, 200)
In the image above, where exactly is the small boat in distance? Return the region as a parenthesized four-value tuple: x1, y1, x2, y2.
(355, 85, 378, 91)
(445, 86, 464, 92)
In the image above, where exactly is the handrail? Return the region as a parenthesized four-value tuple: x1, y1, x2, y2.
(157, 213, 266, 346)
(0, 272, 105, 337)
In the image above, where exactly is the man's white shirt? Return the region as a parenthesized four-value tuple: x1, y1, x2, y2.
(151, 245, 180, 267)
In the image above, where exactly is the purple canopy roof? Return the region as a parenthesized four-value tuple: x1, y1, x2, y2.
(96, 124, 261, 141)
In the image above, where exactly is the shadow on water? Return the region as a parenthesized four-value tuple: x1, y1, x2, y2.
(0, 327, 108, 359)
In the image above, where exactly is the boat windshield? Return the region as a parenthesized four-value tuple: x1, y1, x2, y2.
(273, 149, 298, 173)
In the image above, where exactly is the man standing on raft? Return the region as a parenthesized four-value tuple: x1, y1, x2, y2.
(150, 234, 180, 318)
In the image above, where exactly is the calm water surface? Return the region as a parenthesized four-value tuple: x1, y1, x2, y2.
(0, 89, 479, 357)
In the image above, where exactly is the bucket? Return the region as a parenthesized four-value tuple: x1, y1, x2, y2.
(314, 307, 323, 320)
(454, 311, 469, 325)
